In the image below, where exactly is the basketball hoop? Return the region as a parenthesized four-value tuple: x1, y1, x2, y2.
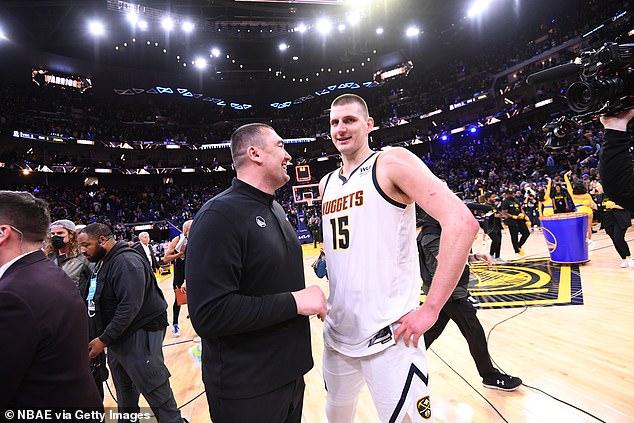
(302, 191, 314, 207)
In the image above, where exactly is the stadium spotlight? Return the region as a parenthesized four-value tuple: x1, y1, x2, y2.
(278, 42, 289, 51)
(296, 23, 308, 33)
(338, 24, 346, 32)
(467, 0, 493, 18)
(376, 27, 384, 35)
(161, 17, 174, 32)
(405, 26, 420, 37)
(182, 21, 195, 33)
(316, 18, 332, 35)
(0, 28, 6, 40)
(88, 20, 105, 37)
(126, 12, 139, 26)
(138, 20, 148, 30)
(346, 11, 361, 26)
(195, 57, 207, 69)
(211, 47, 221, 57)
(292, 56, 299, 61)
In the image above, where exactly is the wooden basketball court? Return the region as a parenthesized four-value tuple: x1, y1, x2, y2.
(102, 226, 634, 422)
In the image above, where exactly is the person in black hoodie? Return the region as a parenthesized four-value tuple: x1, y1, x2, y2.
(78, 223, 183, 423)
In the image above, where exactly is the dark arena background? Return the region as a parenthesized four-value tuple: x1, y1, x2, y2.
(1, 0, 634, 422)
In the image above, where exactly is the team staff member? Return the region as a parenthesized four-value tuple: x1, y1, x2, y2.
(186, 123, 326, 423)
(78, 223, 183, 423)
(417, 208, 522, 391)
(320, 94, 478, 422)
(500, 189, 530, 257)
(484, 192, 503, 261)
(0, 191, 102, 416)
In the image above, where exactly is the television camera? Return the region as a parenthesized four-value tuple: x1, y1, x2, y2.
(527, 42, 634, 151)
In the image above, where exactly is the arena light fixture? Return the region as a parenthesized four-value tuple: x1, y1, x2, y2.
(211, 47, 221, 57)
(405, 26, 420, 37)
(316, 18, 332, 35)
(376, 27, 384, 35)
(161, 17, 174, 32)
(467, 0, 493, 18)
(346, 11, 361, 26)
(126, 12, 139, 26)
(338, 24, 346, 32)
(138, 20, 148, 30)
(88, 20, 105, 37)
(296, 23, 308, 33)
(182, 21, 195, 33)
(195, 57, 207, 69)
(0, 28, 6, 40)
(279, 42, 289, 51)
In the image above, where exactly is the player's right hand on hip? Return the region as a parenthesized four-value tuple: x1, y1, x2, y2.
(292, 285, 327, 321)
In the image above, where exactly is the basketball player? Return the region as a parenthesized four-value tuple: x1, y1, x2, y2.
(320, 94, 479, 422)
(162, 219, 193, 338)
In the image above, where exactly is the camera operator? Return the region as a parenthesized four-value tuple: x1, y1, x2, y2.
(599, 109, 634, 212)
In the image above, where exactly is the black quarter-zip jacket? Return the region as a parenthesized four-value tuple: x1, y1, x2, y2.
(186, 178, 312, 399)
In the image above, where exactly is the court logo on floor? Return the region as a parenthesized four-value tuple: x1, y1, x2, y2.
(466, 258, 583, 308)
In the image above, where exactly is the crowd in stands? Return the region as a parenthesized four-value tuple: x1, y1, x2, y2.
(1, 115, 605, 240)
(0, 0, 628, 238)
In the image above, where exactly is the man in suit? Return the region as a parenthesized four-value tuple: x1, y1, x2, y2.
(0, 191, 103, 414)
(134, 231, 159, 272)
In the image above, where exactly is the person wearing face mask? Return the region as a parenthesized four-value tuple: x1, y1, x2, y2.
(45, 219, 93, 299)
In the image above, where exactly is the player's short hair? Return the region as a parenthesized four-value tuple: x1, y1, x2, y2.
(0, 191, 50, 243)
(80, 223, 113, 240)
(330, 94, 369, 119)
(230, 123, 274, 169)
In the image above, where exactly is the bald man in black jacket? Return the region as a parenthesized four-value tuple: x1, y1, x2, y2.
(186, 123, 326, 423)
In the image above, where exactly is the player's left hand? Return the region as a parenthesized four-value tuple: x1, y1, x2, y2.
(394, 306, 439, 348)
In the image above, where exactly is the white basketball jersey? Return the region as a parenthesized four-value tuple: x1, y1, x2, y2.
(321, 152, 421, 357)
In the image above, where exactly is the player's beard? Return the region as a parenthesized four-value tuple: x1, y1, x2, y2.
(88, 245, 108, 263)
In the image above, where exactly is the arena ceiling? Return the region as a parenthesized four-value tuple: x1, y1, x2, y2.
(0, 0, 580, 100)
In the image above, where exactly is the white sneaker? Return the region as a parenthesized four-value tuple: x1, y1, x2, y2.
(628, 258, 634, 268)
(621, 260, 629, 268)
(172, 324, 180, 338)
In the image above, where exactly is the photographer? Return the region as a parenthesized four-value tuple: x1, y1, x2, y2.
(599, 109, 634, 212)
